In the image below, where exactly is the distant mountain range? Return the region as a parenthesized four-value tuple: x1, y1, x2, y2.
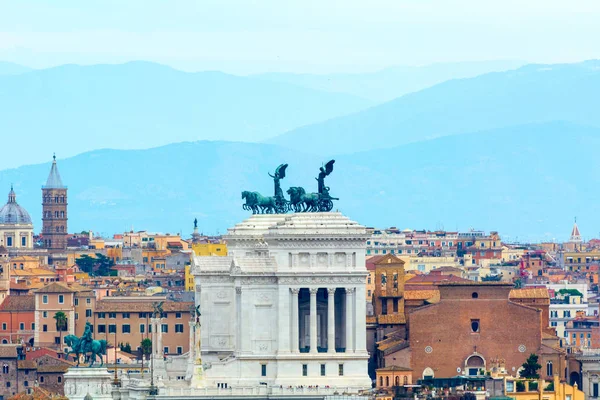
(1, 121, 599, 241)
(0, 61, 32, 75)
(268, 60, 600, 155)
(254, 60, 525, 102)
(0, 61, 372, 170)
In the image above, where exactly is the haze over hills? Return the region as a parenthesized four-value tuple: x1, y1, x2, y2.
(1, 121, 599, 241)
(0, 61, 372, 170)
(0, 61, 32, 75)
(254, 60, 526, 102)
(268, 60, 600, 156)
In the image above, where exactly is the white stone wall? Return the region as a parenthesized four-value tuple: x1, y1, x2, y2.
(192, 213, 372, 392)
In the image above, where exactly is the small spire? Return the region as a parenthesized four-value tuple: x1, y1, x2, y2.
(53, 152, 56, 162)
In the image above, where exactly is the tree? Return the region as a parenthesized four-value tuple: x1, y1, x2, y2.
(520, 353, 541, 379)
(482, 274, 502, 281)
(120, 342, 132, 354)
(141, 338, 153, 375)
(53, 311, 68, 352)
(75, 254, 96, 274)
(95, 253, 115, 276)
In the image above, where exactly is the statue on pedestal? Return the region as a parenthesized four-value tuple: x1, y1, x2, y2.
(64, 321, 108, 367)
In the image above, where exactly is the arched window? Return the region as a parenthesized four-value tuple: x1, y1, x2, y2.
(55, 196, 59, 203)
(395, 376, 400, 386)
(385, 376, 389, 387)
(380, 376, 383, 387)
(547, 361, 553, 377)
(55, 211, 59, 218)
(60, 211, 64, 218)
(472, 292, 478, 299)
(61, 196, 65, 203)
(404, 376, 408, 385)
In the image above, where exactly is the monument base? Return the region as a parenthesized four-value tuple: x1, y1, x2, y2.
(63, 367, 114, 400)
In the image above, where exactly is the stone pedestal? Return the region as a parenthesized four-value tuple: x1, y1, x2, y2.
(63, 367, 113, 400)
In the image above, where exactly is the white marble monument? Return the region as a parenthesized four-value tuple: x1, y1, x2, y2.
(63, 367, 114, 400)
(191, 212, 371, 392)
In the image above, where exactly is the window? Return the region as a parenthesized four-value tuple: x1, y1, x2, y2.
(42, 295, 48, 304)
(163, 347, 169, 354)
(86, 298, 91, 304)
(43, 311, 47, 318)
(98, 312, 105, 319)
(139, 312, 147, 318)
(108, 324, 116, 333)
(2, 365, 8, 373)
(140, 324, 145, 334)
(593, 383, 599, 397)
(109, 313, 116, 319)
(54, 337, 60, 344)
(98, 325, 106, 333)
(320, 364, 326, 376)
(43, 325, 48, 332)
(21, 237, 26, 247)
(302, 364, 308, 376)
(58, 376, 62, 383)
(175, 324, 184, 333)
(19, 323, 24, 330)
(176, 312, 182, 319)
(75, 312, 78, 320)
(339, 364, 344, 376)
(546, 362, 553, 377)
(261, 364, 267, 376)
(122, 312, 130, 319)
(86, 309, 92, 318)
(1, 323, 5, 330)
(58, 295, 64, 304)
(31, 323, 35, 330)
(6, 237, 12, 247)
(471, 319, 480, 333)
(6, 381, 10, 388)
(74, 298, 79, 306)
(161, 324, 168, 333)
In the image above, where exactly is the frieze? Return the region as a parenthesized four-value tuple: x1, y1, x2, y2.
(278, 276, 365, 284)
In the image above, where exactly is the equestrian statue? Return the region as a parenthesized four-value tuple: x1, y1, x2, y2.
(64, 321, 108, 367)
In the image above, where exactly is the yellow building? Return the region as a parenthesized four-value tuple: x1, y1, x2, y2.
(185, 265, 194, 291)
(404, 256, 461, 274)
(191, 242, 227, 256)
(504, 376, 584, 400)
(9, 255, 41, 270)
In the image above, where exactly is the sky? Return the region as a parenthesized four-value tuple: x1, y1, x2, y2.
(1, 0, 600, 74)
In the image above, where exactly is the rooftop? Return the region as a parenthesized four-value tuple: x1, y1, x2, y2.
(0, 295, 35, 311)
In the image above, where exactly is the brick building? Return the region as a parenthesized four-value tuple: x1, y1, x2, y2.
(41, 155, 68, 251)
(382, 282, 565, 382)
(94, 297, 192, 355)
(0, 295, 35, 345)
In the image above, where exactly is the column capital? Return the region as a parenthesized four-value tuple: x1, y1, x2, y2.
(290, 288, 300, 295)
(235, 287, 242, 294)
(345, 287, 356, 294)
(327, 287, 336, 296)
(309, 287, 319, 295)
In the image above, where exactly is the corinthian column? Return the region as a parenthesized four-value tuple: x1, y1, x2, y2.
(309, 288, 318, 354)
(345, 287, 355, 353)
(327, 287, 336, 353)
(291, 288, 300, 353)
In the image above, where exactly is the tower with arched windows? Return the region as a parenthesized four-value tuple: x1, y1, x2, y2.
(41, 155, 68, 250)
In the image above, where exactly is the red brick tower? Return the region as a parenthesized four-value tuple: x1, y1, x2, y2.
(42, 155, 68, 250)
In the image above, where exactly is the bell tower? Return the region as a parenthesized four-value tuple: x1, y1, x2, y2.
(42, 154, 68, 250)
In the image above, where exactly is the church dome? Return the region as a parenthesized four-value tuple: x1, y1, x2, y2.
(0, 187, 32, 225)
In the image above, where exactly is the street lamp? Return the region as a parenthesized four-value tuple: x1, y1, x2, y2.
(113, 324, 120, 387)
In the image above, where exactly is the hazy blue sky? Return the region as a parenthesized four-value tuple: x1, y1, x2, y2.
(1, 0, 599, 74)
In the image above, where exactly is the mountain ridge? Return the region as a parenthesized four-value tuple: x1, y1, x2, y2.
(1, 121, 599, 241)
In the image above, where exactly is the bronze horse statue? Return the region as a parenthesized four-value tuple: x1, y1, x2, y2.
(64, 334, 108, 367)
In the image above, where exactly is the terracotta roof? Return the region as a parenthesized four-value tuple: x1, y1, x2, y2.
(404, 289, 440, 302)
(25, 347, 61, 360)
(0, 345, 18, 358)
(510, 288, 550, 299)
(431, 266, 463, 272)
(0, 295, 35, 311)
(95, 300, 193, 313)
(9, 282, 30, 291)
(377, 365, 412, 372)
(34, 282, 89, 293)
(406, 275, 470, 284)
(37, 364, 71, 373)
(366, 255, 385, 271)
(18, 359, 37, 369)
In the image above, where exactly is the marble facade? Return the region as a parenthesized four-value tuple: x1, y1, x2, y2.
(191, 212, 372, 391)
